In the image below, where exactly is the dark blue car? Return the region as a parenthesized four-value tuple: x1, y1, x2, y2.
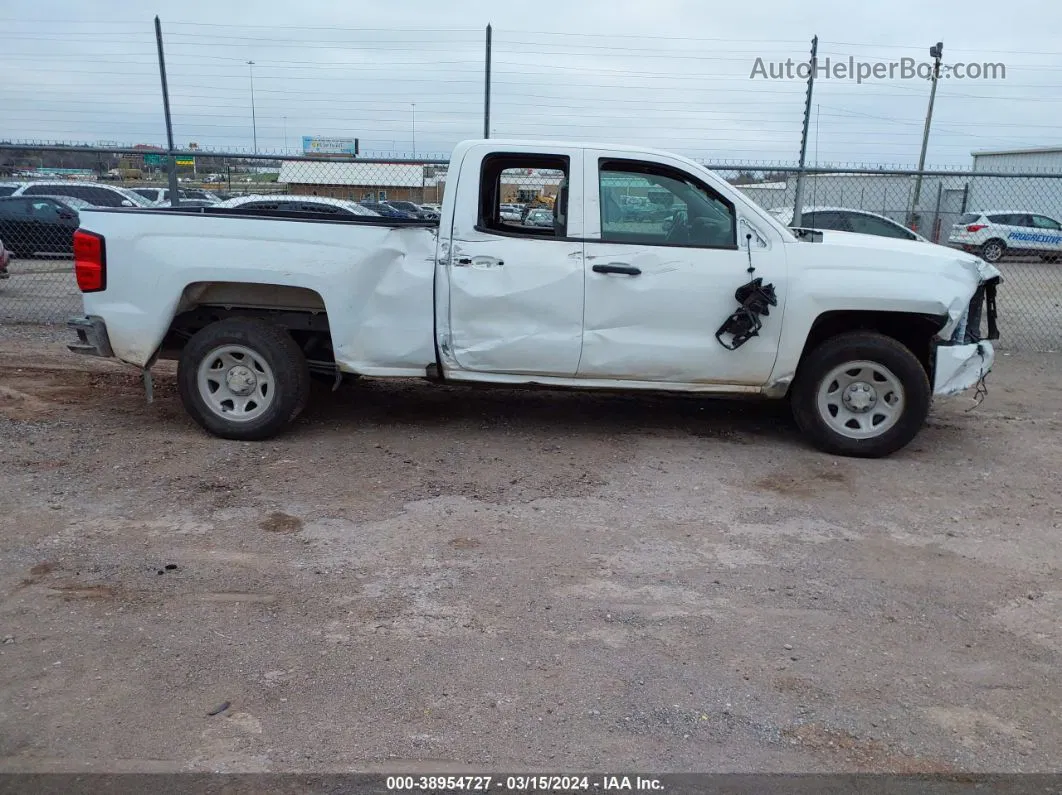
(360, 201, 415, 219)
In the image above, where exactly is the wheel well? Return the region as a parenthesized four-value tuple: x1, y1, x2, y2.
(160, 283, 336, 376)
(798, 310, 946, 378)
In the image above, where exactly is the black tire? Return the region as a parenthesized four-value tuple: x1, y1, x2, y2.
(177, 317, 310, 441)
(981, 239, 1005, 263)
(790, 331, 931, 458)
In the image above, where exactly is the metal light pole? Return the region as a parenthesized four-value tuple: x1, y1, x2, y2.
(154, 16, 180, 207)
(910, 42, 943, 228)
(411, 103, 416, 157)
(247, 60, 258, 154)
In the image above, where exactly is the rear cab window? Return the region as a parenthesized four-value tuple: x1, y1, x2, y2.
(477, 154, 569, 239)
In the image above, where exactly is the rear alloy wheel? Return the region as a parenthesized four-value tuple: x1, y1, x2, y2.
(981, 239, 1005, 263)
(178, 318, 310, 440)
(791, 332, 930, 458)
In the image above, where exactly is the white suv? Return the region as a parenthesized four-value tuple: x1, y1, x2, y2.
(948, 211, 1062, 263)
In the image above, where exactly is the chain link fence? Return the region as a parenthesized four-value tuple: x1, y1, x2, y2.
(2, 144, 1061, 351)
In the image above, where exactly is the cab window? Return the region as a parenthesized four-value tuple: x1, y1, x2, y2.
(598, 159, 735, 248)
(478, 154, 568, 238)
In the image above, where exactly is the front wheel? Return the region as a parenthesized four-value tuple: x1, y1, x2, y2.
(790, 332, 931, 458)
(177, 318, 310, 440)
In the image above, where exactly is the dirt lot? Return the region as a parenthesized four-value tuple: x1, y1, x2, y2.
(1, 326, 1061, 773)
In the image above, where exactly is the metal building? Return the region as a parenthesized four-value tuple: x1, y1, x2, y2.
(967, 147, 1062, 219)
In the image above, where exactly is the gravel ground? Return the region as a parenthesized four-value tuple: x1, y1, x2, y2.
(0, 330, 1061, 774)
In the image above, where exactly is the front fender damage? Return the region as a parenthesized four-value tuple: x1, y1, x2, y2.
(934, 341, 994, 396)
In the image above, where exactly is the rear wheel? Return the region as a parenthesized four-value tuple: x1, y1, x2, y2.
(177, 318, 310, 440)
(981, 239, 1006, 263)
(791, 332, 930, 458)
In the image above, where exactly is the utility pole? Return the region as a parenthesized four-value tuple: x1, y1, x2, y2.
(791, 34, 818, 228)
(154, 16, 180, 207)
(247, 60, 258, 154)
(910, 42, 943, 229)
(484, 24, 492, 139)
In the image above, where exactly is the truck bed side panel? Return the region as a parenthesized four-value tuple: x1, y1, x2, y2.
(78, 210, 438, 373)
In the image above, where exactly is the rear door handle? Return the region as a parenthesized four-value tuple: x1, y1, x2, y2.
(592, 263, 641, 276)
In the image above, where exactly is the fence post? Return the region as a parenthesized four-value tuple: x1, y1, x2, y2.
(484, 24, 492, 139)
(931, 181, 944, 242)
(154, 16, 180, 207)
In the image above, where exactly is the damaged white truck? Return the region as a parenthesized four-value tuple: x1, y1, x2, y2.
(67, 139, 1000, 457)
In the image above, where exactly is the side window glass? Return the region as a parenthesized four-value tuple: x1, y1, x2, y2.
(598, 160, 735, 247)
(1032, 215, 1061, 230)
(478, 155, 569, 238)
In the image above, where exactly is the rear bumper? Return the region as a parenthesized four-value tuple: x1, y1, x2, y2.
(67, 316, 114, 358)
(934, 341, 993, 396)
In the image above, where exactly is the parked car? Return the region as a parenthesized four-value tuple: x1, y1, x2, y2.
(182, 188, 224, 203)
(10, 181, 152, 208)
(770, 207, 927, 243)
(37, 195, 97, 212)
(0, 237, 10, 283)
(384, 200, 437, 220)
(359, 200, 415, 219)
(948, 211, 1062, 263)
(500, 203, 524, 221)
(0, 195, 81, 257)
(216, 195, 379, 217)
(158, 198, 219, 208)
(131, 187, 172, 204)
(66, 138, 1001, 457)
(524, 208, 555, 228)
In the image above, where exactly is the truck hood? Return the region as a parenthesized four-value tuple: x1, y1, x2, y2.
(785, 229, 1002, 342)
(811, 229, 1003, 283)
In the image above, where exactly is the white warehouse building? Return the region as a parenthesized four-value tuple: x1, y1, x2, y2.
(967, 146, 1062, 219)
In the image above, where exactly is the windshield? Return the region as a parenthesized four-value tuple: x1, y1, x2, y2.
(958, 213, 981, 225)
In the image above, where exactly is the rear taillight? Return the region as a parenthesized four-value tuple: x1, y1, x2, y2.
(966, 224, 987, 233)
(73, 230, 106, 292)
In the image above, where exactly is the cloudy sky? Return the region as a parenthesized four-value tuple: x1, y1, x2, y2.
(2, 0, 1059, 166)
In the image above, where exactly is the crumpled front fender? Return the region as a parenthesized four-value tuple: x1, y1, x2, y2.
(934, 341, 994, 396)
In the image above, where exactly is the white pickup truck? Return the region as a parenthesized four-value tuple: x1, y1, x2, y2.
(67, 139, 1001, 457)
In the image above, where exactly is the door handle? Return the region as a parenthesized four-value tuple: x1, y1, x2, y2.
(592, 263, 641, 276)
(455, 256, 504, 267)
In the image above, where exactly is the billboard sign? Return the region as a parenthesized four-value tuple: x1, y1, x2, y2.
(175, 157, 195, 166)
(302, 136, 358, 156)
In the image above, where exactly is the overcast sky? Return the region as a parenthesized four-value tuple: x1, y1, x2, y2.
(2, 0, 1059, 166)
